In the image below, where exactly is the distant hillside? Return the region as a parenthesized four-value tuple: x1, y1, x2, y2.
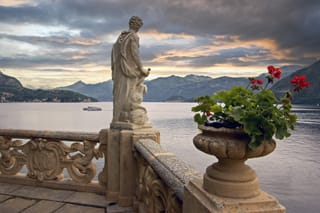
(0, 72, 97, 103)
(0, 71, 23, 88)
(57, 64, 305, 102)
(271, 60, 320, 104)
(58, 80, 113, 101)
(144, 74, 248, 101)
(59, 74, 249, 102)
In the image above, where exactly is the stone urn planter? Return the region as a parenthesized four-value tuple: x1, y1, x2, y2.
(193, 125, 276, 199)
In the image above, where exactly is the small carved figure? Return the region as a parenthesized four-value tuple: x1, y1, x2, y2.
(0, 137, 24, 175)
(70, 140, 102, 173)
(111, 16, 150, 127)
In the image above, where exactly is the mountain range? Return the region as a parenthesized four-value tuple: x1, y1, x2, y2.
(58, 75, 249, 102)
(1, 61, 318, 104)
(58, 64, 312, 103)
(0, 71, 97, 103)
(58, 80, 113, 101)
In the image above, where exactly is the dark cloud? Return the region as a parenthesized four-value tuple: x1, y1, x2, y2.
(158, 47, 274, 67)
(0, 32, 111, 68)
(0, 0, 319, 72)
(0, 56, 72, 68)
(0, 34, 102, 47)
(156, 0, 320, 63)
(0, 5, 50, 23)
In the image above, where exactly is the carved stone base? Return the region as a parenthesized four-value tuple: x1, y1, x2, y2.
(204, 159, 260, 198)
(183, 179, 285, 213)
(110, 121, 152, 130)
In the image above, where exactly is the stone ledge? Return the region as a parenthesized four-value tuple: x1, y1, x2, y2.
(0, 129, 99, 142)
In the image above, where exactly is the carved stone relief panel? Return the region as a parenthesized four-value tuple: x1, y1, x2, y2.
(135, 155, 182, 213)
(0, 136, 103, 184)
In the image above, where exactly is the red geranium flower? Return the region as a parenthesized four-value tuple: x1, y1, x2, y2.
(267, 65, 276, 74)
(250, 79, 257, 84)
(290, 75, 310, 92)
(266, 65, 281, 83)
(273, 68, 281, 79)
(250, 79, 263, 85)
(249, 78, 263, 90)
(257, 79, 263, 84)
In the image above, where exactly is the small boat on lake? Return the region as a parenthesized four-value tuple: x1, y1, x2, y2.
(83, 106, 102, 111)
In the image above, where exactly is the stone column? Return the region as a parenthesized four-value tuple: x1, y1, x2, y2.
(98, 129, 108, 188)
(119, 129, 135, 206)
(104, 126, 159, 207)
(106, 129, 121, 201)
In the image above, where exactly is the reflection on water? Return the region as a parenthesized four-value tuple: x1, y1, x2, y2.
(0, 102, 319, 213)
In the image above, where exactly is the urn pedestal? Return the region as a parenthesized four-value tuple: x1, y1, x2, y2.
(193, 125, 276, 199)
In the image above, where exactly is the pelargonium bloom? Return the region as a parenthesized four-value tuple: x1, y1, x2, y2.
(257, 79, 263, 84)
(250, 79, 263, 85)
(290, 75, 310, 91)
(273, 68, 281, 79)
(249, 78, 264, 90)
(267, 65, 276, 74)
(266, 65, 281, 83)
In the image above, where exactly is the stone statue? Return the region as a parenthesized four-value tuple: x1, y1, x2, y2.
(111, 16, 151, 129)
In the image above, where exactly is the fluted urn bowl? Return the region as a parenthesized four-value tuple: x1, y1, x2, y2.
(193, 125, 276, 199)
(194, 125, 276, 159)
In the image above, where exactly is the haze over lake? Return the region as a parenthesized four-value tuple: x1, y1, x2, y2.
(0, 102, 319, 213)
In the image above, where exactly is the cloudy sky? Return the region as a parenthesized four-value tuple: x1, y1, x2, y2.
(0, 0, 319, 88)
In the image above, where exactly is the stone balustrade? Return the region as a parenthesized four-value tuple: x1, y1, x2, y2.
(0, 128, 286, 212)
(0, 129, 105, 193)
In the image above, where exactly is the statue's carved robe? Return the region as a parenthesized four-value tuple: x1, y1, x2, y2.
(111, 30, 147, 124)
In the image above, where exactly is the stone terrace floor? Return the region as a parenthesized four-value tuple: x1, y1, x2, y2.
(0, 182, 134, 213)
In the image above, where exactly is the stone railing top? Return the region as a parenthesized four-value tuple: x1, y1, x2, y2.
(0, 129, 99, 142)
(134, 139, 201, 201)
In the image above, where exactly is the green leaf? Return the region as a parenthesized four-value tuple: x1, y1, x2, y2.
(210, 104, 222, 112)
(194, 113, 206, 125)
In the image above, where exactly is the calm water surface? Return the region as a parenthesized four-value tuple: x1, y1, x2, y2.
(0, 102, 319, 213)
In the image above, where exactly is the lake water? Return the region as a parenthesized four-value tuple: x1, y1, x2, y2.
(0, 102, 320, 213)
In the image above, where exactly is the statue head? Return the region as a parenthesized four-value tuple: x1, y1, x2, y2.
(129, 16, 143, 32)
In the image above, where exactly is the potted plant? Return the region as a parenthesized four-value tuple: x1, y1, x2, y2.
(191, 66, 310, 198)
